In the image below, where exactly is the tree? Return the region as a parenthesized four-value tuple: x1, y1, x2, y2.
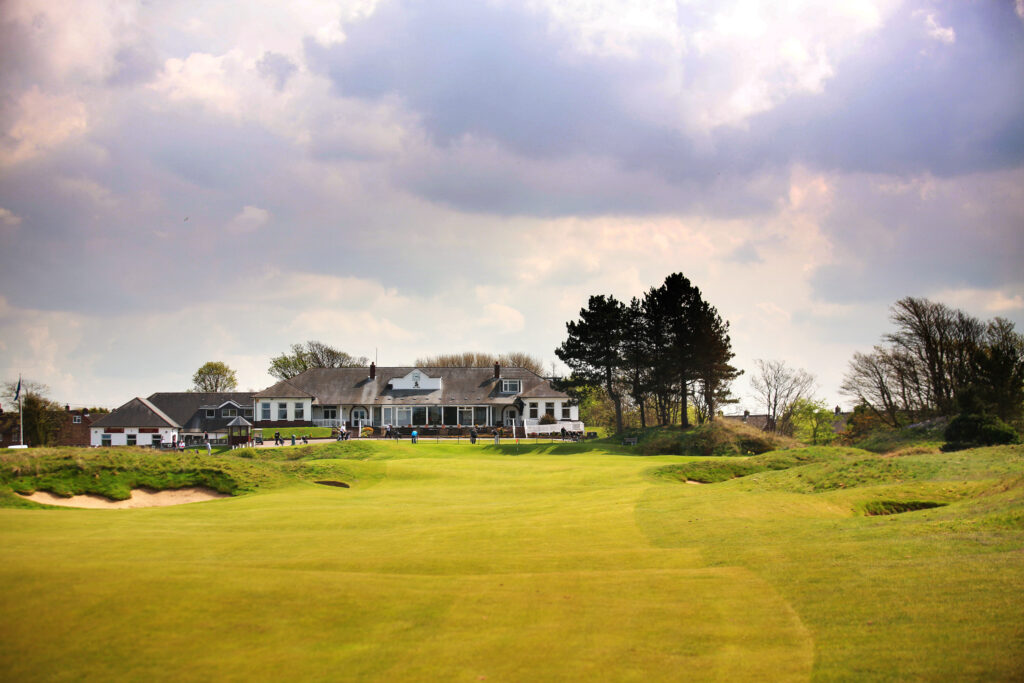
(620, 298, 652, 428)
(556, 295, 627, 434)
(413, 351, 545, 375)
(790, 398, 837, 445)
(268, 341, 369, 380)
(751, 359, 815, 434)
(192, 361, 238, 392)
(691, 300, 742, 423)
(842, 299, 1023, 427)
(1, 379, 63, 446)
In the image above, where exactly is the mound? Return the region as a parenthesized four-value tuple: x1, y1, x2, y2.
(636, 420, 799, 456)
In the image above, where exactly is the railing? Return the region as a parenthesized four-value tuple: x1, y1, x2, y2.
(312, 419, 342, 428)
(522, 419, 585, 435)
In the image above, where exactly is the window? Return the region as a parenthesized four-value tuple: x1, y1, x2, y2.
(206, 409, 216, 418)
(501, 379, 521, 394)
(352, 407, 369, 424)
(73, 416, 82, 424)
(323, 407, 337, 420)
(474, 407, 488, 425)
(443, 406, 457, 425)
(223, 408, 237, 418)
(545, 402, 555, 418)
(243, 408, 253, 418)
(413, 406, 427, 425)
(278, 403, 288, 420)
(127, 434, 137, 446)
(101, 434, 111, 447)
(373, 407, 382, 427)
(529, 402, 538, 419)
(294, 402, 304, 420)
(458, 407, 474, 425)
(152, 434, 162, 447)
(428, 406, 441, 424)
(261, 402, 271, 420)
(395, 407, 411, 426)
(562, 403, 571, 419)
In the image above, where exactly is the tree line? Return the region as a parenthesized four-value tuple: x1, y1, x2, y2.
(556, 273, 741, 434)
(841, 297, 1024, 428)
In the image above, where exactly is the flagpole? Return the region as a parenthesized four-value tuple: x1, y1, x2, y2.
(18, 375, 24, 447)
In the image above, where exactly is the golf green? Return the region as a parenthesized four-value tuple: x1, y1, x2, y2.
(1, 442, 1021, 680)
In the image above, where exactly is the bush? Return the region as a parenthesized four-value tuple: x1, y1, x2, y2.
(539, 414, 557, 425)
(943, 414, 1020, 451)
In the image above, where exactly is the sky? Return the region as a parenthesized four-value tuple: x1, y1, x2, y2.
(1, 0, 1022, 414)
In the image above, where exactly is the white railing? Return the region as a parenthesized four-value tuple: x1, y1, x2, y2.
(313, 419, 342, 428)
(522, 420, 584, 435)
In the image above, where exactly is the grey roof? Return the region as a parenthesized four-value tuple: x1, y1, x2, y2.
(225, 416, 253, 427)
(147, 392, 256, 426)
(254, 366, 569, 406)
(253, 379, 315, 400)
(91, 397, 181, 429)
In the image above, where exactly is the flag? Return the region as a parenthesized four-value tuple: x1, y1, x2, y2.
(13, 377, 20, 402)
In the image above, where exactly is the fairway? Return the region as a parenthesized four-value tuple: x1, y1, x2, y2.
(1, 441, 1022, 681)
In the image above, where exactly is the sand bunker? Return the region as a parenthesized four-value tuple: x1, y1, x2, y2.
(18, 487, 230, 509)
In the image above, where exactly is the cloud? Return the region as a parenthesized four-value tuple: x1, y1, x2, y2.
(917, 11, 955, 44)
(227, 205, 271, 233)
(257, 51, 298, 90)
(1, 87, 89, 166)
(0, 207, 22, 226)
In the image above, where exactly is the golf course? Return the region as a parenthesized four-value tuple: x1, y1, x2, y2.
(1, 433, 1022, 681)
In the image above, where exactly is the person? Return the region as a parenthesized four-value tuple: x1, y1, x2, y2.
(274, 430, 281, 446)
(337, 424, 347, 441)
(178, 439, 185, 452)
(385, 424, 392, 440)
(290, 433, 296, 446)
(411, 429, 418, 444)
(560, 426, 568, 440)
(205, 439, 211, 456)
(494, 431, 500, 445)
(470, 425, 478, 445)
(301, 435, 308, 444)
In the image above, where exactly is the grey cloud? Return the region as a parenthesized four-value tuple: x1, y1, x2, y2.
(257, 52, 298, 91)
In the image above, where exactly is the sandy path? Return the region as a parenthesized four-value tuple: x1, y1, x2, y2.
(18, 487, 231, 509)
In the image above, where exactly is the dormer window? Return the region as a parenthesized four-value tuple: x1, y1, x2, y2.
(72, 416, 82, 424)
(206, 409, 216, 418)
(223, 408, 237, 417)
(501, 379, 521, 394)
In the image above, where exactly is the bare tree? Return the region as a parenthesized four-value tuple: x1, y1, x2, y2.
(269, 341, 369, 380)
(414, 351, 545, 375)
(751, 359, 816, 434)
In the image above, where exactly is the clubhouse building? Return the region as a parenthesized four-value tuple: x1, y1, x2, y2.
(91, 364, 579, 446)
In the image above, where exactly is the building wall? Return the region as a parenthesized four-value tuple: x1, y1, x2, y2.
(255, 398, 312, 424)
(523, 400, 578, 422)
(90, 427, 179, 447)
(54, 412, 94, 447)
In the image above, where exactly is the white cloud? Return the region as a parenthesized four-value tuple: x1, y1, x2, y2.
(917, 11, 955, 44)
(931, 288, 1024, 315)
(226, 205, 271, 233)
(0, 87, 88, 166)
(0, 207, 22, 226)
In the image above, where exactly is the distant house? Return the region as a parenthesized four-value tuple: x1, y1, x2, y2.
(53, 406, 97, 447)
(90, 392, 256, 447)
(253, 363, 578, 431)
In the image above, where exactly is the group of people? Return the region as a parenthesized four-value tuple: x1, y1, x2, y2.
(272, 431, 308, 446)
(335, 424, 351, 441)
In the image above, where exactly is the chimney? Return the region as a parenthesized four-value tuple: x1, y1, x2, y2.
(369, 362, 376, 380)
(66, 404, 71, 412)
(494, 362, 500, 379)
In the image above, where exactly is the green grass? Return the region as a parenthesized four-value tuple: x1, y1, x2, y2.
(0, 442, 1021, 680)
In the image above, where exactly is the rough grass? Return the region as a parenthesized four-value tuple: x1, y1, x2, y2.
(0, 441, 1021, 680)
(623, 420, 799, 456)
(851, 418, 949, 453)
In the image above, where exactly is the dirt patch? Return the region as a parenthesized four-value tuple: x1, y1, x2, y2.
(315, 480, 350, 488)
(17, 487, 231, 509)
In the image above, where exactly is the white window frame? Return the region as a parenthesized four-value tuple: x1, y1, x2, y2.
(561, 403, 571, 419)
(101, 434, 112, 447)
(278, 403, 288, 420)
(501, 379, 521, 394)
(261, 403, 271, 420)
(127, 433, 137, 446)
(529, 402, 538, 419)
(294, 402, 304, 420)
(206, 409, 216, 418)
(223, 407, 237, 418)
(73, 416, 82, 424)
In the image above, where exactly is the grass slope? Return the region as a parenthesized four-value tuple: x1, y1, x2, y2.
(0, 441, 1021, 680)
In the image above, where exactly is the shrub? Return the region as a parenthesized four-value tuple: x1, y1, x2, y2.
(539, 414, 557, 425)
(943, 414, 1020, 451)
